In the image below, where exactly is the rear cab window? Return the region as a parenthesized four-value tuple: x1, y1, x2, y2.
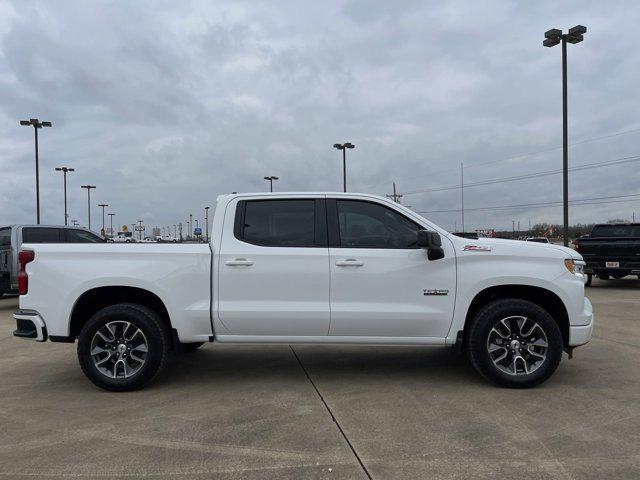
(590, 225, 640, 238)
(22, 228, 63, 243)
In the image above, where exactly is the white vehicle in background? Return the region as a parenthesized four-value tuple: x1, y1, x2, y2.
(13, 192, 593, 391)
(526, 237, 551, 244)
(110, 232, 135, 243)
(155, 235, 177, 243)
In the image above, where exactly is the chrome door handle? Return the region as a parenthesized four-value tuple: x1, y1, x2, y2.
(335, 259, 364, 267)
(225, 258, 254, 266)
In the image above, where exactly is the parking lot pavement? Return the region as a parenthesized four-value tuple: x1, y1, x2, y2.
(0, 279, 638, 480)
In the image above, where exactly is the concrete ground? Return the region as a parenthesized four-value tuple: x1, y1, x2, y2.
(0, 279, 638, 479)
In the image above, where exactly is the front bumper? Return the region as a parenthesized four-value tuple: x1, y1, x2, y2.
(13, 310, 48, 342)
(568, 297, 593, 347)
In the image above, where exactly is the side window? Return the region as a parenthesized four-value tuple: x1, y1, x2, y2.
(0, 228, 10, 246)
(336, 200, 421, 249)
(237, 200, 317, 247)
(22, 228, 63, 243)
(66, 229, 105, 243)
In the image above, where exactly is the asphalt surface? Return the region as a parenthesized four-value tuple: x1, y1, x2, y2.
(0, 279, 638, 479)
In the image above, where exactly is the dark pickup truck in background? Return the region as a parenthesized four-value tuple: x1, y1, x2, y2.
(573, 223, 640, 286)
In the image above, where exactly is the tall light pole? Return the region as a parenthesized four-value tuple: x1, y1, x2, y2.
(81, 185, 96, 230)
(263, 176, 279, 192)
(137, 220, 144, 241)
(189, 213, 193, 240)
(543, 25, 587, 246)
(108, 213, 116, 238)
(20, 118, 52, 224)
(333, 142, 355, 192)
(98, 204, 109, 236)
(461, 162, 465, 233)
(54, 166, 75, 225)
(205, 207, 210, 242)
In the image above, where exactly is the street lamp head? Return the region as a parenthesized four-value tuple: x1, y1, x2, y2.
(569, 25, 587, 35)
(264, 176, 270, 180)
(566, 34, 584, 44)
(55, 167, 62, 171)
(333, 143, 344, 150)
(81, 185, 96, 189)
(344, 142, 355, 149)
(20, 120, 30, 126)
(544, 28, 562, 39)
(41, 121, 52, 127)
(543, 37, 561, 47)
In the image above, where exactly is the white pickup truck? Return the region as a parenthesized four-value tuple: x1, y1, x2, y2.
(13, 193, 593, 391)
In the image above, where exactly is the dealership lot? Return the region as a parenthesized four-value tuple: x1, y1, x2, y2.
(0, 280, 638, 480)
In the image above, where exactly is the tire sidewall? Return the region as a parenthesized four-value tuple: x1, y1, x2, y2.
(467, 299, 563, 388)
(77, 304, 168, 391)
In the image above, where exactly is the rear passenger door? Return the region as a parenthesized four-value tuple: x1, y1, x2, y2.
(217, 197, 331, 336)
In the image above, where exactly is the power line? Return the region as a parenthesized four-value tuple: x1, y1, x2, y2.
(403, 154, 640, 195)
(416, 192, 640, 214)
(358, 126, 640, 191)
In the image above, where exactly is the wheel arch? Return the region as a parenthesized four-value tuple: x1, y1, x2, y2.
(462, 284, 570, 347)
(69, 286, 172, 340)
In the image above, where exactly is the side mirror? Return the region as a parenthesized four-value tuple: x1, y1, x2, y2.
(417, 230, 445, 261)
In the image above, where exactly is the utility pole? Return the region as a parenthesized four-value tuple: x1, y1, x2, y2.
(137, 220, 143, 241)
(333, 142, 355, 192)
(98, 204, 109, 236)
(54, 166, 75, 225)
(20, 118, 52, 224)
(386, 182, 403, 203)
(81, 185, 96, 230)
(512, 220, 515, 236)
(189, 213, 193, 241)
(544, 25, 587, 246)
(205, 207, 210, 242)
(108, 213, 115, 238)
(461, 162, 465, 233)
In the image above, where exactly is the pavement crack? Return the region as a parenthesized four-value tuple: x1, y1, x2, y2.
(289, 345, 373, 480)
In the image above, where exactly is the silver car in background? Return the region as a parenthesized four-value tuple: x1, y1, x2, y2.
(0, 225, 104, 297)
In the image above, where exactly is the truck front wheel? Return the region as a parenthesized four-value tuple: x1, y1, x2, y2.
(77, 303, 169, 391)
(466, 299, 563, 388)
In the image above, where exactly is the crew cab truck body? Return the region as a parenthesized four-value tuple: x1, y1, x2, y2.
(14, 193, 593, 390)
(573, 223, 640, 286)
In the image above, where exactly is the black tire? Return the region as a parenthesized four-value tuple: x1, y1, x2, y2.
(77, 303, 169, 391)
(597, 274, 609, 280)
(466, 299, 563, 388)
(178, 342, 204, 353)
(585, 274, 592, 287)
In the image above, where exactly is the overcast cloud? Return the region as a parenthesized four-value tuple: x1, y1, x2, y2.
(1, 0, 639, 233)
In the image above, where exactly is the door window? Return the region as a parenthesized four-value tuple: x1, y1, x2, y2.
(22, 228, 63, 243)
(336, 200, 421, 249)
(66, 229, 105, 243)
(237, 200, 318, 247)
(0, 228, 10, 246)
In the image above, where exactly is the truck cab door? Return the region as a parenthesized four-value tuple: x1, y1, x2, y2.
(217, 197, 331, 336)
(327, 199, 456, 338)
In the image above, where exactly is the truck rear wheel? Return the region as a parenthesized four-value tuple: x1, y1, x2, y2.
(466, 299, 563, 388)
(77, 303, 169, 391)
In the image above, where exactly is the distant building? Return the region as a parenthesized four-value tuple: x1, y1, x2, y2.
(152, 227, 161, 237)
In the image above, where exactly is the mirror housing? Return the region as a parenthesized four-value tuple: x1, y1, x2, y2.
(417, 230, 445, 261)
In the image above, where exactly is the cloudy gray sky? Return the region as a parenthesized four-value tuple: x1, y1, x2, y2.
(1, 0, 639, 234)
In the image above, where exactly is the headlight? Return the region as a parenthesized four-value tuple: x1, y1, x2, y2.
(564, 258, 585, 275)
